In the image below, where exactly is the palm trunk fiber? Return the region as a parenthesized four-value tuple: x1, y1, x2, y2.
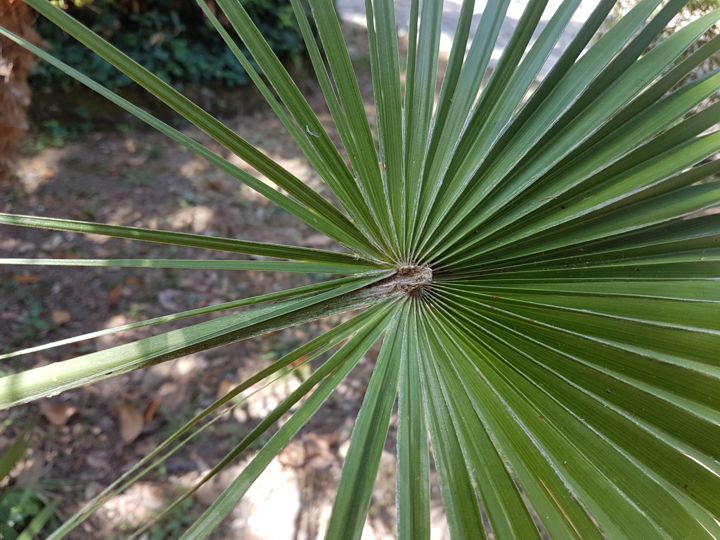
(0, 0, 41, 181)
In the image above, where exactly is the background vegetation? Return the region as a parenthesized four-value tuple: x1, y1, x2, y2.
(32, 0, 307, 91)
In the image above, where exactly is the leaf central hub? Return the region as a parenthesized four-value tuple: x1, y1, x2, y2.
(394, 265, 433, 298)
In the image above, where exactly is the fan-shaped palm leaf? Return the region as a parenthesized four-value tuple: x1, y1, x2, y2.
(1, 0, 718, 537)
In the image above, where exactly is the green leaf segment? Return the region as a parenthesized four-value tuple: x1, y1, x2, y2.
(0, 0, 718, 537)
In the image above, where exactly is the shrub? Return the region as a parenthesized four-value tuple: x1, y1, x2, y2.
(30, 0, 305, 91)
(1, 0, 719, 538)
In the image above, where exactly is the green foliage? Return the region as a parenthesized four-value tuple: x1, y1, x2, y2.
(18, 299, 52, 339)
(688, 0, 720, 10)
(31, 0, 305, 92)
(0, 434, 60, 540)
(145, 499, 197, 540)
(0, 489, 61, 540)
(2, 0, 720, 538)
(29, 116, 93, 149)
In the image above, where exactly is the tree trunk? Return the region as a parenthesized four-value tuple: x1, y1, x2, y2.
(0, 0, 41, 181)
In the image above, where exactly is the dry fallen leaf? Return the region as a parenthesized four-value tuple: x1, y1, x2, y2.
(206, 179, 223, 191)
(50, 250, 78, 260)
(216, 379, 235, 400)
(51, 309, 71, 326)
(14, 274, 41, 285)
(119, 403, 144, 444)
(39, 401, 77, 426)
(143, 399, 161, 424)
(108, 284, 123, 307)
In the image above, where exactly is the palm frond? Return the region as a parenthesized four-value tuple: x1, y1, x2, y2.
(1, 0, 718, 537)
